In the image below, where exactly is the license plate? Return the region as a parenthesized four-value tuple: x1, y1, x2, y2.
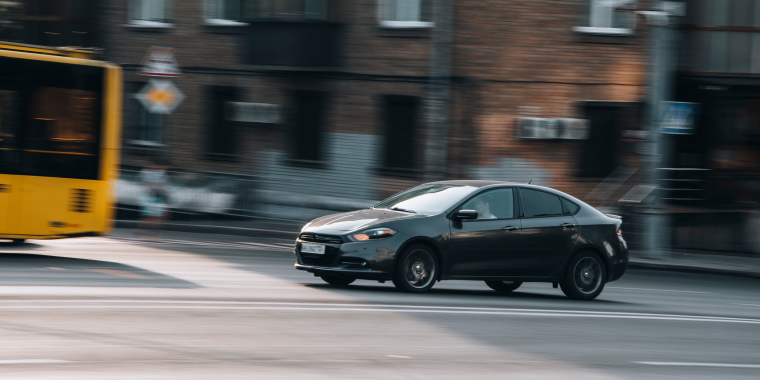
(301, 243, 325, 254)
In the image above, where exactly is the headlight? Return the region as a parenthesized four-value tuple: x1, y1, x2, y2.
(349, 228, 397, 242)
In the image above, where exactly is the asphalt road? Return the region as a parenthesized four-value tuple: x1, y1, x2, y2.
(0, 229, 759, 379)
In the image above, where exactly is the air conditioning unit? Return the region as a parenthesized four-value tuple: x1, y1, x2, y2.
(516, 117, 539, 139)
(516, 117, 589, 140)
(556, 118, 589, 140)
(226, 102, 282, 124)
(516, 118, 560, 139)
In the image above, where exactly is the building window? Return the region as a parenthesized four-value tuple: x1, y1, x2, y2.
(304, 0, 329, 20)
(577, 101, 633, 178)
(382, 95, 420, 171)
(244, 0, 332, 21)
(127, 82, 167, 148)
(26, 0, 64, 16)
(204, 0, 247, 25)
(574, 0, 637, 35)
(206, 86, 241, 160)
(378, 0, 433, 28)
(129, 0, 172, 27)
(291, 91, 327, 163)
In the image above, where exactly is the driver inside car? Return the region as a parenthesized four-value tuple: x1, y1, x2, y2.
(474, 194, 497, 219)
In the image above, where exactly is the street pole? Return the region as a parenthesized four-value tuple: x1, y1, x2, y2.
(640, 1, 682, 259)
(423, 0, 454, 182)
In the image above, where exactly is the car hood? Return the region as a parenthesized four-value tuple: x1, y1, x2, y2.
(302, 209, 420, 234)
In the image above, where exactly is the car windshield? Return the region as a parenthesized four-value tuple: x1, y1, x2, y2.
(374, 184, 478, 214)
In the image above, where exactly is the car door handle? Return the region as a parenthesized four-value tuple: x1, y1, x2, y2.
(560, 223, 576, 229)
(502, 226, 520, 231)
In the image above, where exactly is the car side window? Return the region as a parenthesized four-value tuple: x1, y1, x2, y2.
(460, 188, 515, 220)
(561, 198, 580, 215)
(520, 188, 563, 218)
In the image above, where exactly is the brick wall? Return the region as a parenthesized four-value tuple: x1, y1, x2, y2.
(452, 0, 650, 200)
(102, 0, 650, 203)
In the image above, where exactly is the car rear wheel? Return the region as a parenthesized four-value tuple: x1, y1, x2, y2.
(485, 280, 522, 293)
(320, 275, 355, 286)
(560, 251, 606, 300)
(392, 244, 437, 293)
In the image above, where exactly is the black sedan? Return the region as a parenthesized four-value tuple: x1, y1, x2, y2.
(294, 181, 628, 300)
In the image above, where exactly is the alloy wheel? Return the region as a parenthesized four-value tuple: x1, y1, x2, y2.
(573, 257, 602, 295)
(404, 249, 435, 289)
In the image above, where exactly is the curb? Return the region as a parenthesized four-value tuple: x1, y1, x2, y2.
(628, 261, 760, 280)
(114, 220, 300, 240)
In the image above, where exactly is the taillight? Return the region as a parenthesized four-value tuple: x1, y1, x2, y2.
(617, 228, 623, 237)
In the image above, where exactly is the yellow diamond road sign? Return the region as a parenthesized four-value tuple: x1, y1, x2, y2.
(136, 79, 185, 115)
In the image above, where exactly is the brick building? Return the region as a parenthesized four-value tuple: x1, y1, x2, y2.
(97, 0, 651, 218)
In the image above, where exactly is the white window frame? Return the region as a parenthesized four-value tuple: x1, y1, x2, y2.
(203, 0, 248, 26)
(573, 0, 637, 36)
(127, 0, 174, 28)
(377, 0, 433, 29)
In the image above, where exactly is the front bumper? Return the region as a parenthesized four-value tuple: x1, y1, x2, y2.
(294, 231, 407, 280)
(294, 263, 393, 280)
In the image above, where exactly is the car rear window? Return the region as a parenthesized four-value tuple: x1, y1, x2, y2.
(520, 188, 563, 218)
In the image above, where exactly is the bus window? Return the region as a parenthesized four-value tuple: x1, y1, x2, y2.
(0, 56, 103, 180)
(0, 90, 20, 173)
(21, 87, 100, 179)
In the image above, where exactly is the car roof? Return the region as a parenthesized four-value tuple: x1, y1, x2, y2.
(427, 180, 573, 197)
(427, 180, 521, 187)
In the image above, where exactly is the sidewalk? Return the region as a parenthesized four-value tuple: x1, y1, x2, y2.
(114, 219, 760, 279)
(628, 251, 760, 279)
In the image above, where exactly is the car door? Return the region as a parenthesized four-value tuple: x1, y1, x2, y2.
(448, 187, 523, 277)
(517, 188, 579, 277)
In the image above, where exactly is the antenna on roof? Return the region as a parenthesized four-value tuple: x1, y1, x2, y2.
(528, 179, 532, 184)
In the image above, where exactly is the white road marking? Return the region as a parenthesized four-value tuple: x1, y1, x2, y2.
(738, 304, 760, 307)
(608, 287, 715, 294)
(0, 301, 757, 324)
(386, 355, 412, 359)
(0, 359, 70, 364)
(635, 362, 760, 368)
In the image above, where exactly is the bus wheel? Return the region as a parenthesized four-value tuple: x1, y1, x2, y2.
(11, 239, 25, 245)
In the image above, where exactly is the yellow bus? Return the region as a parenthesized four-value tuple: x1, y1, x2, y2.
(0, 42, 122, 244)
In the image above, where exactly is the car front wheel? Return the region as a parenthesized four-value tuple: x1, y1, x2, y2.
(392, 244, 438, 293)
(560, 251, 606, 300)
(485, 280, 522, 293)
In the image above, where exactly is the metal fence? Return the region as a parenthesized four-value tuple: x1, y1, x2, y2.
(117, 168, 259, 218)
(116, 168, 377, 223)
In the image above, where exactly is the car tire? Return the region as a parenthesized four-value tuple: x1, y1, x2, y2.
(392, 244, 438, 293)
(485, 280, 522, 293)
(12, 239, 25, 245)
(320, 275, 355, 286)
(560, 251, 606, 301)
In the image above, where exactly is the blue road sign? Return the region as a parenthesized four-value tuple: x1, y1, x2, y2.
(661, 102, 698, 135)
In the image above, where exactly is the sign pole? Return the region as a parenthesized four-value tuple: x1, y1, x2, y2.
(640, 2, 683, 260)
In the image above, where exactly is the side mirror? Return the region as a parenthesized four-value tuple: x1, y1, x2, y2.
(454, 209, 478, 220)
